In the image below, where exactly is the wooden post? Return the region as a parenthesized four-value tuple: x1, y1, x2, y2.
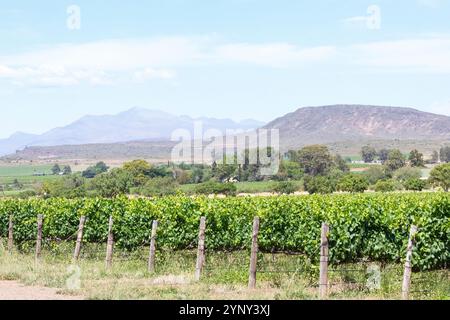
(8, 215, 13, 253)
(248, 216, 260, 289)
(35, 214, 43, 261)
(148, 220, 158, 273)
(319, 223, 330, 299)
(195, 217, 206, 281)
(402, 225, 418, 300)
(105, 216, 114, 269)
(73, 216, 86, 261)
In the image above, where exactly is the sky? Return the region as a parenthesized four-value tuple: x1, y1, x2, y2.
(0, 0, 450, 138)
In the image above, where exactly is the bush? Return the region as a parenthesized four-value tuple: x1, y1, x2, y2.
(393, 167, 422, 182)
(304, 175, 335, 194)
(138, 177, 178, 197)
(404, 178, 427, 192)
(273, 181, 298, 194)
(194, 181, 237, 196)
(337, 174, 369, 193)
(364, 166, 388, 185)
(374, 180, 397, 193)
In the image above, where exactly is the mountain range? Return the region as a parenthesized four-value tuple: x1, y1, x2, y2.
(0, 107, 264, 156)
(2, 104, 450, 160)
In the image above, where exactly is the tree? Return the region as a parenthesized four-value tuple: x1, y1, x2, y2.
(409, 149, 424, 167)
(304, 175, 336, 194)
(374, 180, 397, 193)
(194, 181, 237, 196)
(82, 161, 109, 178)
(378, 149, 390, 163)
(440, 146, 450, 163)
(89, 168, 133, 197)
(385, 149, 406, 172)
(337, 174, 369, 193)
(51, 164, 61, 175)
(273, 181, 298, 194)
(334, 154, 350, 172)
(404, 178, 426, 192)
(12, 179, 23, 190)
(393, 167, 422, 182)
(138, 177, 178, 197)
(428, 163, 450, 191)
(297, 145, 333, 176)
(123, 159, 152, 186)
(41, 175, 86, 198)
(62, 165, 72, 175)
(364, 166, 387, 185)
(431, 150, 439, 164)
(361, 146, 377, 163)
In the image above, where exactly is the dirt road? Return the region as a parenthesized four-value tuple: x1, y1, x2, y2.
(0, 281, 83, 300)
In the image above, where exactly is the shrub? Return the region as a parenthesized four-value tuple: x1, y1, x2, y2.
(273, 181, 298, 194)
(338, 174, 369, 193)
(374, 180, 397, 193)
(304, 175, 335, 194)
(404, 178, 427, 192)
(138, 177, 178, 197)
(194, 181, 237, 196)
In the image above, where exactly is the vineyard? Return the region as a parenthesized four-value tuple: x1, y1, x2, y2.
(1, 193, 449, 271)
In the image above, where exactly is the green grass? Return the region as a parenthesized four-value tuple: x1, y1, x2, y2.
(0, 243, 448, 300)
(0, 164, 53, 177)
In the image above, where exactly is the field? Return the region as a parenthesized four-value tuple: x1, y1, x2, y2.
(0, 246, 448, 300)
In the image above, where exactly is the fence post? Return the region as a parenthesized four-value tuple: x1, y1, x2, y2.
(319, 223, 329, 299)
(73, 216, 86, 261)
(35, 214, 43, 261)
(195, 217, 206, 281)
(148, 220, 158, 273)
(248, 216, 260, 289)
(402, 225, 418, 300)
(105, 216, 114, 269)
(8, 215, 13, 253)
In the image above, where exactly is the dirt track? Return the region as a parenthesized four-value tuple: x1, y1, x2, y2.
(0, 281, 83, 300)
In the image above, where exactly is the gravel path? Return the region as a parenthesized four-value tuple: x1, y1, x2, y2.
(0, 281, 83, 300)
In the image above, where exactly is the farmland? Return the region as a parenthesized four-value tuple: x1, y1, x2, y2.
(0, 192, 449, 300)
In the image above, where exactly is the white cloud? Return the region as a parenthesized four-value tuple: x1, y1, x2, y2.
(1, 35, 450, 87)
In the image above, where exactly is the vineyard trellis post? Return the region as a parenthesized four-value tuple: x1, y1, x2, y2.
(319, 222, 329, 299)
(148, 220, 158, 273)
(35, 214, 43, 261)
(105, 216, 114, 269)
(73, 216, 86, 261)
(248, 216, 260, 289)
(195, 217, 206, 281)
(402, 225, 418, 300)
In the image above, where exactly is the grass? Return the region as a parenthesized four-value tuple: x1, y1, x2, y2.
(0, 242, 448, 300)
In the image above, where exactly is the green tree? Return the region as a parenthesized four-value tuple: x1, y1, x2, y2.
(194, 181, 237, 196)
(337, 174, 369, 193)
(273, 181, 298, 194)
(378, 149, 390, 163)
(428, 163, 450, 191)
(41, 175, 86, 198)
(364, 166, 387, 185)
(138, 177, 178, 197)
(122, 159, 152, 186)
(430, 150, 439, 164)
(297, 145, 333, 176)
(409, 149, 425, 167)
(89, 168, 133, 197)
(334, 154, 350, 172)
(361, 146, 377, 163)
(51, 164, 61, 175)
(82, 161, 110, 178)
(393, 167, 422, 182)
(374, 180, 397, 193)
(62, 165, 72, 175)
(385, 149, 406, 172)
(304, 175, 335, 194)
(440, 146, 450, 163)
(404, 178, 426, 192)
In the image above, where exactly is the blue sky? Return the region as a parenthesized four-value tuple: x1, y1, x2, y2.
(1, 0, 450, 138)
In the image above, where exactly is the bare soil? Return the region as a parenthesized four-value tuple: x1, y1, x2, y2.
(0, 281, 83, 300)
